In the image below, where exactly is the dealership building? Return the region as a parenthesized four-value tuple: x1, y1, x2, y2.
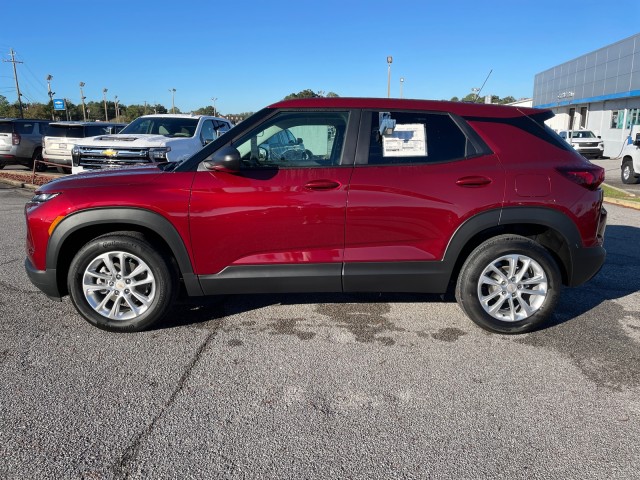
(533, 33, 640, 158)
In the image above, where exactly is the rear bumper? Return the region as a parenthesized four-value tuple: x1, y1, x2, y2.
(24, 258, 61, 300)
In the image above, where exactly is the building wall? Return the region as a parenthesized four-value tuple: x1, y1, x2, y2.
(533, 33, 640, 158)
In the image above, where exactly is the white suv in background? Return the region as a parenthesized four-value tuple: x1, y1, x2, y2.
(558, 129, 604, 159)
(43, 121, 125, 173)
(71, 114, 233, 174)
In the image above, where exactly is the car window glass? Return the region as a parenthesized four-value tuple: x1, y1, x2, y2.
(15, 122, 35, 135)
(366, 111, 472, 165)
(231, 111, 349, 168)
(0, 123, 12, 134)
(201, 120, 215, 143)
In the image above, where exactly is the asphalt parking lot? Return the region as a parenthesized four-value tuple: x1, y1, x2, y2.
(1, 181, 639, 479)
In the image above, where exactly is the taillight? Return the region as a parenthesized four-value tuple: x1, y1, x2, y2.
(556, 165, 604, 190)
(12, 132, 21, 145)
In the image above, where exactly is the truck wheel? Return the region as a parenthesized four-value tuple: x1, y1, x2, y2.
(455, 235, 561, 334)
(31, 148, 47, 172)
(67, 234, 178, 332)
(621, 160, 640, 184)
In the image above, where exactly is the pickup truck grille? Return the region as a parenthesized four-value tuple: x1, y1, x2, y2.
(74, 146, 152, 169)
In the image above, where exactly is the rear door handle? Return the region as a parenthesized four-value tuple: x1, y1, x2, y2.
(455, 176, 492, 187)
(304, 179, 341, 191)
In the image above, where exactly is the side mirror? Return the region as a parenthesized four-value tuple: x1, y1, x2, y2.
(635, 133, 640, 146)
(202, 145, 241, 172)
(296, 138, 303, 145)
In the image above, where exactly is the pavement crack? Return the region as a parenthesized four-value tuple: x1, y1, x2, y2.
(112, 330, 217, 479)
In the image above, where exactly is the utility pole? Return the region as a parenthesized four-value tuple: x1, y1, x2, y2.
(211, 97, 218, 117)
(46, 75, 55, 120)
(3, 49, 24, 118)
(114, 95, 119, 123)
(143, 100, 148, 115)
(79, 82, 86, 121)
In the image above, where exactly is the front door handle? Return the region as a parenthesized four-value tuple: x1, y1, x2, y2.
(455, 176, 492, 187)
(304, 179, 341, 191)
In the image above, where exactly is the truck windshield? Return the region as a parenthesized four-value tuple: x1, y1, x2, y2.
(120, 117, 198, 137)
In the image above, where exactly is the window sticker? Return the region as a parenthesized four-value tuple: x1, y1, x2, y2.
(382, 123, 427, 157)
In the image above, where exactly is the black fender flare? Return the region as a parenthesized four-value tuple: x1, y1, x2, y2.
(442, 206, 582, 282)
(47, 207, 203, 296)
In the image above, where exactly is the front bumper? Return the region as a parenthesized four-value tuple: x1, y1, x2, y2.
(24, 258, 61, 300)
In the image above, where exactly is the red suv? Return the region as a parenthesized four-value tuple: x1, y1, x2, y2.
(24, 98, 606, 334)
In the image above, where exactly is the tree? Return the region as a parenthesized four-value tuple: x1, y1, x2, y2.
(283, 89, 339, 100)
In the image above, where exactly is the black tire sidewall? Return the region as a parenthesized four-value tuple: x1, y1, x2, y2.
(67, 235, 175, 332)
(456, 235, 561, 334)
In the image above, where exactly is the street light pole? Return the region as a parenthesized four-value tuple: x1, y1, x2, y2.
(79, 82, 86, 121)
(169, 88, 176, 114)
(114, 95, 119, 123)
(211, 97, 218, 117)
(387, 56, 393, 98)
(400, 77, 404, 99)
(103, 88, 108, 121)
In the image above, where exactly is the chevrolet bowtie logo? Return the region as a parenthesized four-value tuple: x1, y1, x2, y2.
(103, 149, 118, 157)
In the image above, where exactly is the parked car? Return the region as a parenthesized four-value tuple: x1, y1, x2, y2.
(25, 98, 606, 334)
(620, 126, 640, 184)
(0, 118, 50, 171)
(43, 121, 126, 173)
(558, 129, 604, 159)
(70, 114, 233, 174)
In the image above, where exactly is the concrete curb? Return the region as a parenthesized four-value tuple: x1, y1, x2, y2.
(603, 197, 640, 210)
(0, 177, 38, 190)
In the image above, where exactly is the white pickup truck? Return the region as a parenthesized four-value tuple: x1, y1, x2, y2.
(71, 114, 233, 174)
(621, 125, 640, 184)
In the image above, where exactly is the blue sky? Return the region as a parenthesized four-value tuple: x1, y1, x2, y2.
(1, 0, 639, 114)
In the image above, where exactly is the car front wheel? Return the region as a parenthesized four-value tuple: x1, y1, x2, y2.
(67, 233, 177, 332)
(455, 235, 561, 334)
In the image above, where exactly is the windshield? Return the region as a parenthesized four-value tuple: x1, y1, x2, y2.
(0, 123, 13, 134)
(570, 131, 597, 139)
(120, 117, 198, 137)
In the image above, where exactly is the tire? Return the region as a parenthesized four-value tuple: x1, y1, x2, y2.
(32, 148, 47, 172)
(67, 233, 178, 332)
(56, 166, 71, 174)
(621, 160, 640, 184)
(455, 235, 561, 334)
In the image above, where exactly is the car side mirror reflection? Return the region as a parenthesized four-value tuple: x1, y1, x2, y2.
(202, 145, 241, 172)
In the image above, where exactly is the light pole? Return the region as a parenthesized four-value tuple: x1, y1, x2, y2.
(103, 88, 108, 121)
(400, 77, 404, 99)
(114, 95, 119, 123)
(47, 75, 55, 120)
(211, 97, 218, 117)
(386, 56, 393, 98)
(169, 88, 176, 114)
(79, 82, 86, 121)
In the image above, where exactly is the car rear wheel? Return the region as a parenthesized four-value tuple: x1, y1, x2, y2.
(67, 233, 177, 332)
(30, 148, 47, 172)
(621, 160, 639, 184)
(455, 235, 561, 334)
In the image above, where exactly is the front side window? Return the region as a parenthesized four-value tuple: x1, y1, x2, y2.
(232, 111, 349, 168)
(366, 111, 475, 165)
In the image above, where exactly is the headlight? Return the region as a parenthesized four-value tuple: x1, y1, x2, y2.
(30, 192, 60, 204)
(149, 147, 171, 161)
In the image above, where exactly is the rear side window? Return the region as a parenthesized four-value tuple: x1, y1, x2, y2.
(15, 122, 35, 135)
(366, 111, 478, 165)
